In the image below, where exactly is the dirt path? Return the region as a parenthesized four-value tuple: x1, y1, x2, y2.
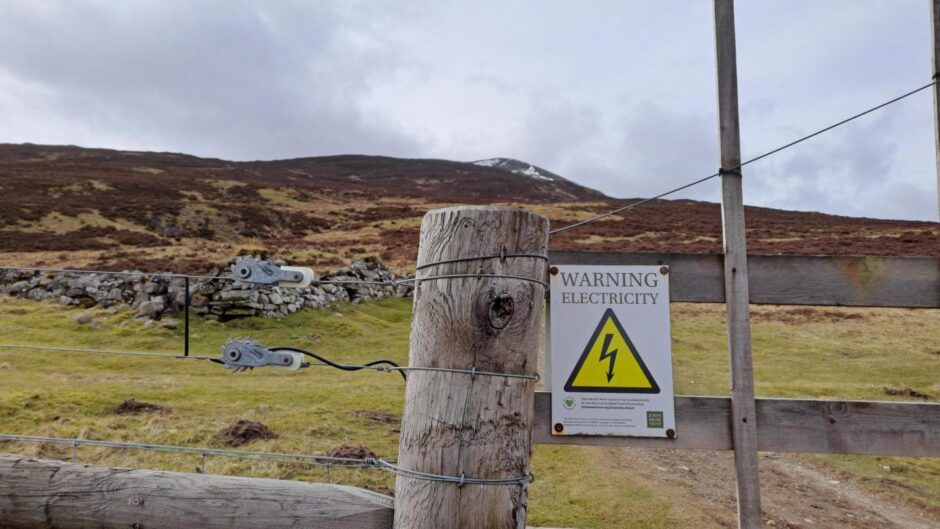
(601, 447, 939, 528)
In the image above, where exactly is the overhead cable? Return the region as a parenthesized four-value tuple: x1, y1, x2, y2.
(549, 79, 938, 235)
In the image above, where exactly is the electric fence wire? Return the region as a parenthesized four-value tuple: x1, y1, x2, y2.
(0, 266, 231, 281)
(0, 265, 391, 285)
(270, 346, 407, 381)
(369, 458, 532, 487)
(0, 343, 539, 381)
(0, 433, 383, 468)
(549, 79, 939, 235)
(0, 343, 221, 362)
(296, 358, 540, 381)
(0, 267, 548, 289)
(0, 434, 532, 486)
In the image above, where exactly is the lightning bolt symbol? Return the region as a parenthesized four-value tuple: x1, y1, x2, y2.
(598, 333, 617, 383)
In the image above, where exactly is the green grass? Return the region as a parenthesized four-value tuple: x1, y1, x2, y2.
(0, 298, 938, 528)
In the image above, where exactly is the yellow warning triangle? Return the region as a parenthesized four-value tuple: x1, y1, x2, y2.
(564, 308, 660, 394)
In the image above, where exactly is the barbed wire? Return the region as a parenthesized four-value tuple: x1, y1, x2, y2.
(549, 79, 938, 235)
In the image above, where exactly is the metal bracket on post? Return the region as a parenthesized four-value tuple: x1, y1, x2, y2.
(231, 259, 315, 288)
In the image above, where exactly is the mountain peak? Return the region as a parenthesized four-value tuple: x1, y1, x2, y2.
(472, 158, 565, 183)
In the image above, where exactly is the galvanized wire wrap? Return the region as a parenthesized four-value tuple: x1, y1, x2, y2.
(369, 458, 532, 487)
(415, 252, 548, 271)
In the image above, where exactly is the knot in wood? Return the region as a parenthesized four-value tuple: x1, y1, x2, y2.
(487, 293, 515, 329)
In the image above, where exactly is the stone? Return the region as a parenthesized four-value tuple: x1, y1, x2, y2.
(74, 312, 93, 325)
(137, 298, 166, 318)
(0, 258, 411, 322)
(160, 318, 181, 330)
(190, 294, 209, 307)
(217, 289, 253, 301)
(8, 280, 30, 293)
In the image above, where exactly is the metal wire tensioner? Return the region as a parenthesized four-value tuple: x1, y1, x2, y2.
(217, 339, 538, 381)
(231, 258, 549, 290)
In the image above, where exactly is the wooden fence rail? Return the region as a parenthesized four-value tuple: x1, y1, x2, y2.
(0, 454, 393, 529)
(532, 392, 940, 457)
(548, 252, 940, 308)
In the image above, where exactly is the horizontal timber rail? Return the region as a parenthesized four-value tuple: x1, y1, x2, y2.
(0, 454, 393, 529)
(533, 392, 940, 457)
(548, 251, 940, 308)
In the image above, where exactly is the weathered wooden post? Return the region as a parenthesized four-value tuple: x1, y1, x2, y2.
(932, 0, 940, 218)
(394, 206, 548, 529)
(713, 1, 762, 528)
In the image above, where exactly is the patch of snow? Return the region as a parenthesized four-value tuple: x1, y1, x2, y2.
(520, 165, 552, 181)
(473, 158, 556, 181)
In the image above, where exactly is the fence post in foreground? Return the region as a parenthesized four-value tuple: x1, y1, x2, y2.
(713, 1, 763, 528)
(395, 206, 548, 529)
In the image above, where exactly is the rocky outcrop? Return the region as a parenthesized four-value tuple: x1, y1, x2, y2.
(0, 257, 412, 321)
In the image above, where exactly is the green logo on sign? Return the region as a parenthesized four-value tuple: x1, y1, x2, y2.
(647, 411, 664, 428)
(563, 397, 575, 409)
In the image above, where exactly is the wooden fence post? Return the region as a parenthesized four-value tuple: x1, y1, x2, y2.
(394, 206, 548, 529)
(931, 0, 940, 219)
(713, 1, 763, 528)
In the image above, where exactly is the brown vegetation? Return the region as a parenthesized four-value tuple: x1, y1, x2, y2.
(214, 420, 279, 447)
(2, 143, 939, 275)
(328, 444, 378, 464)
(112, 399, 171, 416)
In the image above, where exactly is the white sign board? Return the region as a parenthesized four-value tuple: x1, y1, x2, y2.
(550, 265, 675, 438)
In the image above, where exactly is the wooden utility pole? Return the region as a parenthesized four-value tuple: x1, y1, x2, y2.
(713, 1, 762, 528)
(932, 0, 940, 218)
(395, 206, 548, 529)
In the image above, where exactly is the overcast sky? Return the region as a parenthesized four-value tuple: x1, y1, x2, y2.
(0, 1, 936, 220)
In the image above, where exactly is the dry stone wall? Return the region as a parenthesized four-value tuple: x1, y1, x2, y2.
(0, 257, 412, 322)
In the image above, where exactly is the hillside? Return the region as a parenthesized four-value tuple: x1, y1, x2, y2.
(1, 143, 939, 274)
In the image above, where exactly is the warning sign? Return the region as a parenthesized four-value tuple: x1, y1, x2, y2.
(564, 309, 659, 393)
(550, 265, 675, 438)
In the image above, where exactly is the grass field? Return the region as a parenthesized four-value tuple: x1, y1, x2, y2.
(0, 297, 938, 528)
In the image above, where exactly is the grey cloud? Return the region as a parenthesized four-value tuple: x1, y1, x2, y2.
(553, 100, 719, 201)
(745, 112, 918, 218)
(0, 0, 934, 221)
(0, 0, 422, 160)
